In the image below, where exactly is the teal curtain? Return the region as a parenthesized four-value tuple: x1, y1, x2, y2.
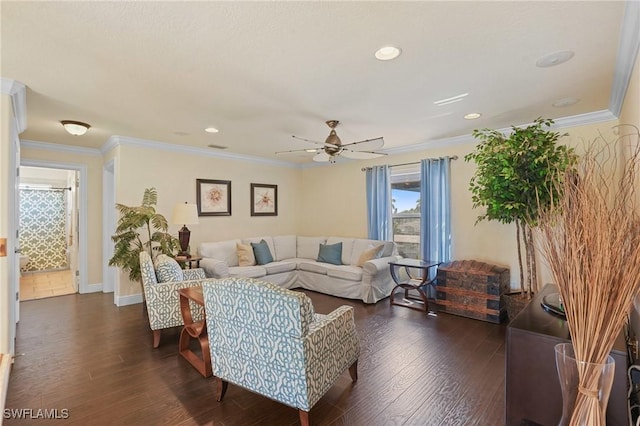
(420, 158, 452, 270)
(365, 165, 392, 240)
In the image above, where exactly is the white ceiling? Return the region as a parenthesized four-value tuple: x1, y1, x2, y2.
(1, 1, 634, 164)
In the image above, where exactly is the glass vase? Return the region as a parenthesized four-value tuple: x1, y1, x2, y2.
(554, 343, 615, 426)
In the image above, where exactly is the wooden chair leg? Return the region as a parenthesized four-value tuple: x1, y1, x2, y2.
(152, 329, 161, 348)
(215, 377, 229, 402)
(298, 409, 310, 426)
(349, 360, 358, 382)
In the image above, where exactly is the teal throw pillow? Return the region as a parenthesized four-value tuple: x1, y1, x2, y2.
(317, 242, 343, 265)
(251, 239, 274, 265)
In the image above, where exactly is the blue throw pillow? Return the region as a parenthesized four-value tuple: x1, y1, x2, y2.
(317, 242, 342, 265)
(251, 239, 274, 265)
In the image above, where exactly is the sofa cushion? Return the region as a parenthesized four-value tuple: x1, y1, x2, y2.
(251, 240, 274, 265)
(228, 265, 267, 279)
(326, 265, 363, 282)
(317, 242, 343, 265)
(356, 244, 384, 266)
(154, 254, 183, 283)
(297, 236, 326, 259)
(273, 235, 297, 261)
(327, 237, 355, 265)
(264, 260, 297, 275)
(242, 236, 276, 260)
(198, 239, 241, 267)
(236, 242, 256, 267)
(298, 260, 329, 275)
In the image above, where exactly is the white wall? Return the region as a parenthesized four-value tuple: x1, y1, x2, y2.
(0, 95, 12, 354)
(113, 143, 303, 296)
(298, 120, 620, 291)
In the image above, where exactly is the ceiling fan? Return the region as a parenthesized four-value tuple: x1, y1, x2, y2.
(277, 120, 387, 163)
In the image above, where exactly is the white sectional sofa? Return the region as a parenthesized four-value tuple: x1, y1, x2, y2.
(197, 235, 399, 304)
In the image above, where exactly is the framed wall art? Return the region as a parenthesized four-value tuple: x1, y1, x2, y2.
(250, 183, 277, 216)
(197, 179, 231, 216)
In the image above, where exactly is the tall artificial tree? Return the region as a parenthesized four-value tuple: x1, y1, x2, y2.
(465, 117, 576, 297)
(109, 187, 179, 283)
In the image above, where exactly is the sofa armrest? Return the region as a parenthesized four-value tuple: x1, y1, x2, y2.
(302, 306, 359, 408)
(143, 278, 214, 330)
(362, 255, 400, 277)
(182, 268, 206, 280)
(200, 258, 230, 278)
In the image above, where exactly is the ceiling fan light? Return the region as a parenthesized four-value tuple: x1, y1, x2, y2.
(61, 120, 90, 136)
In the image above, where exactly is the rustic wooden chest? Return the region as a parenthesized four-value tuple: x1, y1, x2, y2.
(435, 260, 510, 324)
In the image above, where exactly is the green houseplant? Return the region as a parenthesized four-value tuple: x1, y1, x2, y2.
(464, 117, 576, 301)
(108, 187, 179, 282)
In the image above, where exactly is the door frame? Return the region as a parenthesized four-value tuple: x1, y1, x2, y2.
(102, 159, 118, 303)
(19, 159, 90, 294)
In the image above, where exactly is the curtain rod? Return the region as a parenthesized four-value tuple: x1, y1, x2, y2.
(20, 186, 71, 191)
(361, 155, 458, 171)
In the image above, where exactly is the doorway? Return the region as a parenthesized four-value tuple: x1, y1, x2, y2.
(18, 166, 78, 300)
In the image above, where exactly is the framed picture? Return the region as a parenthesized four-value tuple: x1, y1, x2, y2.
(250, 183, 278, 216)
(197, 179, 231, 216)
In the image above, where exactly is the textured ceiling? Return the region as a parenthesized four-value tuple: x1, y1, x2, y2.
(1, 1, 628, 163)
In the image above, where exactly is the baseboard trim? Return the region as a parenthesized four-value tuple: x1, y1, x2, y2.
(117, 293, 143, 307)
(82, 283, 103, 294)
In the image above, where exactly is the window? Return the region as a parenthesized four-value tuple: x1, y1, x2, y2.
(391, 165, 421, 258)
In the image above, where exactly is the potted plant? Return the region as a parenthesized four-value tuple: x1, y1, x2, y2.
(464, 118, 576, 317)
(108, 187, 179, 282)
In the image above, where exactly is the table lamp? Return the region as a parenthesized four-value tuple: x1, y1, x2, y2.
(172, 202, 199, 257)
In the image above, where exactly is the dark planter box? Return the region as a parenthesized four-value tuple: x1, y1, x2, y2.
(436, 260, 510, 323)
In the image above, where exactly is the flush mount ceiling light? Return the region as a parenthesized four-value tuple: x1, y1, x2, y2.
(464, 113, 482, 120)
(536, 50, 575, 68)
(434, 93, 469, 106)
(204, 127, 219, 133)
(61, 120, 90, 136)
(375, 46, 402, 61)
(552, 97, 580, 107)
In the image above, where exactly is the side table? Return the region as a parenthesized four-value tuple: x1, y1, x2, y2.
(176, 255, 202, 269)
(178, 287, 212, 377)
(388, 259, 440, 315)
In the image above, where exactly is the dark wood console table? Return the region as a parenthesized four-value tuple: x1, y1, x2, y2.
(505, 283, 629, 425)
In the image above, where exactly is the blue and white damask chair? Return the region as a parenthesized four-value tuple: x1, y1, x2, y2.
(202, 277, 359, 426)
(139, 251, 213, 348)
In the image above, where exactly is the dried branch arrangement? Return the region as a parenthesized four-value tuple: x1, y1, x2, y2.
(536, 125, 640, 425)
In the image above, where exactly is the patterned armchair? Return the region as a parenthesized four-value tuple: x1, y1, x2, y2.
(202, 277, 359, 426)
(139, 251, 212, 348)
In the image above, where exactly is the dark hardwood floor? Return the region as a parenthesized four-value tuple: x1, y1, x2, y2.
(5, 290, 506, 425)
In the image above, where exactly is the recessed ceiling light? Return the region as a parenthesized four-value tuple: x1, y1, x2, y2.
(375, 46, 402, 61)
(434, 93, 469, 106)
(536, 51, 575, 68)
(552, 97, 580, 107)
(464, 113, 482, 120)
(205, 127, 219, 133)
(305, 149, 317, 153)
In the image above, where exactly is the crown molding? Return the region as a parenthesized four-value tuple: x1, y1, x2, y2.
(609, 0, 640, 117)
(102, 135, 301, 169)
(20, 139, 102, 157)
(381, 110, 618, 156)
(0, 78, 27, 133)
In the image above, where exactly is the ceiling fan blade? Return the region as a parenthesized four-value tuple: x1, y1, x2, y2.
(292, 135, 324, 145)
(341, 137, 385, 151)
(341, 149, 387, 160)
(275, 148, 319, 155)
(313, 152, 331, 162)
